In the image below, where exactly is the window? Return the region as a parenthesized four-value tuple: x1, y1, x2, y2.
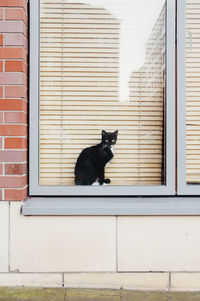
(29, 0, 175, 196)
(178, 0, 200, 195)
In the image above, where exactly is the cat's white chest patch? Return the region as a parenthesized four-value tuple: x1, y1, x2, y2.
(105, 146, 114, 168)
(110, 146, 115, 155)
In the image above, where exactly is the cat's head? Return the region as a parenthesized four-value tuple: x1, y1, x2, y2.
(101, 130, 118, 147)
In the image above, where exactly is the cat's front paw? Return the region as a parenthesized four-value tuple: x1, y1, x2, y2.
(104, 179, 111, 184)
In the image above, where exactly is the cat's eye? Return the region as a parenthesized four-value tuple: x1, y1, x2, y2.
(112, 140, 115, 143)
(105, 140, 108, 143)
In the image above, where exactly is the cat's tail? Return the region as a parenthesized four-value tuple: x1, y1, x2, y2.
(75, 175, 93, 185)
(75, 179, 82, 185)
(74, 174, 83, 185)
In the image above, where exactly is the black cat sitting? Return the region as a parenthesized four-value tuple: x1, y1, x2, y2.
(74, 130, 118, 185)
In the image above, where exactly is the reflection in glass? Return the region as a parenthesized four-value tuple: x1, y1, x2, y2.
(39, 0, 166, 186)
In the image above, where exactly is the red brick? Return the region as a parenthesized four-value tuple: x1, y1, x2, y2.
(0, 48, 27, 60)
(0, 73, 26, 85)
(5, 86, 26, 98)
(5, 112, 27, 124)
(4, 33, 27, 47)
(0, 150, 26, 162)
(0, 99, 27, 111)
(5, 187, 27, 201)
(0, 61, 3, 72)
(0, 164, 3, 175)
(0, 175, 27, 188)
(0, 21, 25, 33)
(5, 60, 27, 74)
(0, 9, 3, 20)
(5, 163, 27, 175)
(5, 138, 27, 149)
(0, 1, 27, 8)
(0, 112, 3, 123)
(0, 86, 3, 98)
(0, 0, 28, 203)
(0, 124, 27, 136)
(5, 8, 27, 26)
(0, 34, 3, 46)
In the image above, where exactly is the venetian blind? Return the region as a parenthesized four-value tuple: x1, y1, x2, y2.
(39, 0, 166, 186)
(186, 0, 200, 183)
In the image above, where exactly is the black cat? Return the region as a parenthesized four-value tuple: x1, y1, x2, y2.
(74, 130, 118, 185)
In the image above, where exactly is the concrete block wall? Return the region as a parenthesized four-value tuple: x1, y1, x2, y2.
(0, 201, 200, 291)
(0, 0, 28, 201)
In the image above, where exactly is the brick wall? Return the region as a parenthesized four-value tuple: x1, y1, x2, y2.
(0, 0, 28, 201)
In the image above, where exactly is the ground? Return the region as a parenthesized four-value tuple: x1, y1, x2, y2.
(0, 288, 200, 301)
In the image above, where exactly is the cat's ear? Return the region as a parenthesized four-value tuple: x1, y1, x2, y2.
(102, 130, 106, 137)
(114, 130, 118, 136)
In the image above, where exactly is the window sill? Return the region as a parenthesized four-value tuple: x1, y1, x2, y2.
(22, 196, 200, 216)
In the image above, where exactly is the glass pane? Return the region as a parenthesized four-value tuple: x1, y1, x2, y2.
(39, 0, 166, 186)
(186, 0, 200, 184)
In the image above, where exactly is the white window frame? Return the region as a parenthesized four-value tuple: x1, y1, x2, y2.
(29, 0, 175, 196)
